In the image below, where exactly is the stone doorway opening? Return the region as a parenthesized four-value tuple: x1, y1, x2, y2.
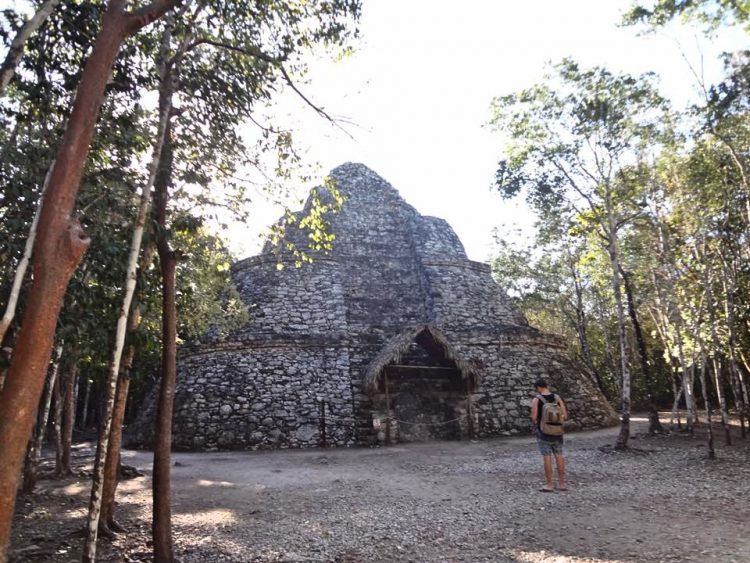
(364, 325, 477, 443)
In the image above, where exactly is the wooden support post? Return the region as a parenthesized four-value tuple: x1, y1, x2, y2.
(384, 369, 392, 446)
(466, 378, 474, 440)
(319, 399, 327, 448)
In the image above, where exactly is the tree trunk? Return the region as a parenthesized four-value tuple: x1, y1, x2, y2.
(152, 106, 179, 562)
(698, 353, 715, 459)
(606, 223, 631, 450)
(670, 378, 683, 430)
(674, 330, 695, 434)
(704, 269, 732, 445)
(727, 362, 746, 439)
(80, 375, 91, 430)
(0, 0, 61, 96)
(653, 208, 695, 432)
(60, 344, 79, 475)
(568, 256, 606, 394)
(82, 50, 173, 560)
(0, 161, 54, 350)
(53, 372, 63, 475)
(102, 248, 154, 530)
(22, 345, 62, 494)
(711, 357, 732, 446)
(719, 264, 748, 438)
(0, 1, 176, 557)
(620, 267, 663, 433)
(153, 250, 177, 563)
(100, 370, 131, 533)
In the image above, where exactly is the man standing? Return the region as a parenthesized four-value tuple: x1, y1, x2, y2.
(530, 378, 568, 492)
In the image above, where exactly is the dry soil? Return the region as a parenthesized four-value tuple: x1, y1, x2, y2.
(10, 417, 750, 562)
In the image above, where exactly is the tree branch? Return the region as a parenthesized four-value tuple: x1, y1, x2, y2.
(125, 0, 180, 34)
(180, 38, 354, 138)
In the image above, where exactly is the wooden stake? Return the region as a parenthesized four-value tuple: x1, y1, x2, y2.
(466, 378, 474, 440)
(384, 368, 392, 446)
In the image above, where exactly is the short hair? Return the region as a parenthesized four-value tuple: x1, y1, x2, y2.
(534, 378, 548, 389)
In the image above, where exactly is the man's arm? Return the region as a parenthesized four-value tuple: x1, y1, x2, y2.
(530, 397, 539, 424)
(559, 398, 568, 421)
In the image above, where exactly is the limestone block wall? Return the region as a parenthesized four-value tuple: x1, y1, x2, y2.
(130, 163, 618, 452)
(424, 261, 527, 329)
(157, 342, 356, 450)
(412, 215, 526, 328)
(231, 256, 348, 339)
(446, 331, 619, 437)
(413, 216, 466, 261)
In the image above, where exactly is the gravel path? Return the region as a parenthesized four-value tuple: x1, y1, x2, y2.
(11, 417, 750, 562)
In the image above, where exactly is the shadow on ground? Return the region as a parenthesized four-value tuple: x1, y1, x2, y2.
(11, 417, 750, 562)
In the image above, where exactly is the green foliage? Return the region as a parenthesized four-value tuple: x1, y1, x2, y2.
(174, 224, 249, 344)
(490, 58, 670, 230)
(490, 45, 750, 413)
(1, 0, 361, 417)
(623, 0, 750, 33)
(268, 176, 346, 269)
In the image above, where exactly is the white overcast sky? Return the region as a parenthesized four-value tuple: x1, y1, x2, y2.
(3, 1, 747, 261)
(232, 0, 748, 262)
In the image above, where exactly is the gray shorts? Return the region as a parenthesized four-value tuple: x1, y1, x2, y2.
(537, 436, 563, 456)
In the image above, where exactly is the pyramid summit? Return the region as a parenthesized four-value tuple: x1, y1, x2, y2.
(133, 164, 616, 450)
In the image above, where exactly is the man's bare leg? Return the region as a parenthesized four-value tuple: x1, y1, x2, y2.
(542, 455, 554, 490)
(554, 453, 567, 490)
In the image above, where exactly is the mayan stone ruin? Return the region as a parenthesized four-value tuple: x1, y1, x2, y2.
(132, 163, 617, 450)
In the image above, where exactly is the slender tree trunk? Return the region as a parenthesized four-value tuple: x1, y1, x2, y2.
(153, 251, 178, 563)
(698, 352, 715, 459)
(80, 376, 91, 430)
(607, 225, 631, 450)
(22, 344, 62, 493)
(649, 299, 681, 431)
(739, 351, 750, 402)
(100, 369, 131, 533)
(0, 0, 61, 96)
(60, 344, 79, 475)
(670, 378, 683, 430)
(152, 111, 179, 563)
(720, 266, 747, 438)
(82, 61, 173, 560)
(735, 352, 750, 439)
(620, 267, 663, 433)
(53, 372, 63, 475)
(568, 257, 605, 394)
(0, 162, 54, 350)
(653, 208, 696, 432)
(710, 130, 750, 238)
(704, 269, 732, 445)
(0, 2, 176, 558)
(727, 363, 745, 438)
(101, 249, 153, 530)
(674, 330, 695, 434)
(711, 357, 732, 446)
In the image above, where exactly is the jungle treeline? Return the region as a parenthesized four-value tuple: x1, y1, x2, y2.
(0, 0, 748, 562)
(0, 1, 359, 561)
(491, 2, 750, 453)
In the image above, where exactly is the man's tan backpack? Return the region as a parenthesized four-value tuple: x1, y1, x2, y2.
(538, 394, 564, 436)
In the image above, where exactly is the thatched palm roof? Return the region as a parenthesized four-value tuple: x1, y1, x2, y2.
(363, 324, 477, 393)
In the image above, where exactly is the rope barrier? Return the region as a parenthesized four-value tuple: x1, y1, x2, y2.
(389, 414, 467, 426)
(316, 411, 469, 427)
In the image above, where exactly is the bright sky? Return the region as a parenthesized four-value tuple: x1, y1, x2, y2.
(234, 0, 748, 262)
(2, 1, 747, 261)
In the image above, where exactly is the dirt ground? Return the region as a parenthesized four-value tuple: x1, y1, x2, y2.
(10, 416, 750, 563)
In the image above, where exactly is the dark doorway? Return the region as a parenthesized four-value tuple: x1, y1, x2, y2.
(371, 327, 474, 443)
